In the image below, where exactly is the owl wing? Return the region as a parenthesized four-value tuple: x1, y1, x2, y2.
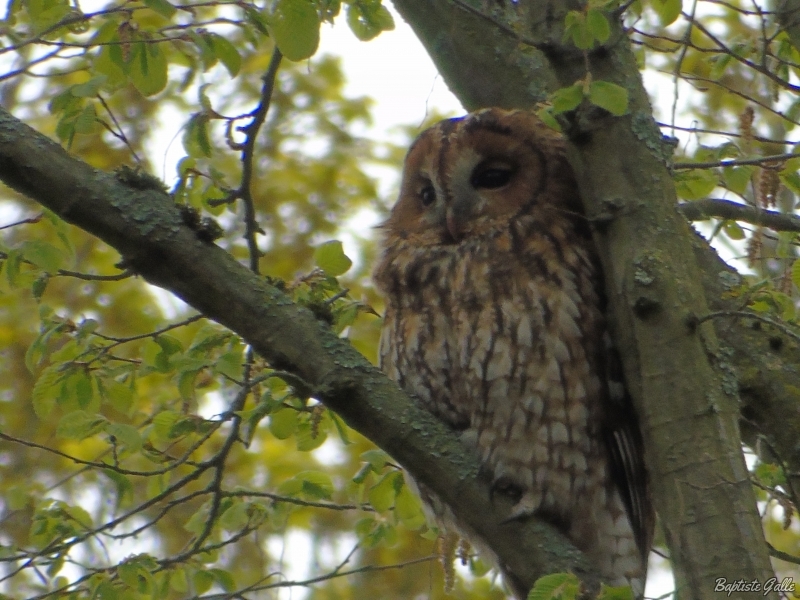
(603, 342, 653, 564)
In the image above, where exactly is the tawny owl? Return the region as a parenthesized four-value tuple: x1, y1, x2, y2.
(373, 108, 653, 599)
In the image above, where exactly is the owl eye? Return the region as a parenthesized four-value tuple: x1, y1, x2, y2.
(420, 185, 436, 207)
(471, 166, 513, 190)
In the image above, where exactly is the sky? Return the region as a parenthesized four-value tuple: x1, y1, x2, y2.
(317, 11, 464, 134)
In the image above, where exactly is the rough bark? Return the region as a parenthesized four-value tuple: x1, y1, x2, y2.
(389, 0, 783, 598)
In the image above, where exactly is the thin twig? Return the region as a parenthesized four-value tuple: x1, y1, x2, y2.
(673, 152, 798, 170)
(671, 0, 699, 135)
(237, 48, 283, 274)
(767, 542, 800, 566)
(697, 310, 800, 344)
(196, 555, 440, 599)
(97, 95, 141, 163)
(0, 214, 42, 229)
(93, 314, 204, 343)
(686, 13, 800, 94)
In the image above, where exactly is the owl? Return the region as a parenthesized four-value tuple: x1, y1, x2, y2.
(373, 108, 653, 599)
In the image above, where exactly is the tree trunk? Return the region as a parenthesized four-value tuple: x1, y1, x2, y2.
(390, 0, 782, 597)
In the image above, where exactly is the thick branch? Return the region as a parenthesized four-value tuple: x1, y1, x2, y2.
(679, 198, 800, 232)
(0, 106, 599, 596)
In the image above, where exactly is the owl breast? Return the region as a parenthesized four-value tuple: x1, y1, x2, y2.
(373, 108, 650, 599)
(376, 209, 606, 523)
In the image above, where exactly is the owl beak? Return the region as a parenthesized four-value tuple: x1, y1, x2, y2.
(445, 196, 474, 242)
(445, 209, 463, 242)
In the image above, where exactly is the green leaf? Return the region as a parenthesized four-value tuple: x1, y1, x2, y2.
(207, 34, 241, 77)
(394, 483, 425, 529)
(586, 9, 610, 43)
(299, 471, 334, 499)
(219, 499, 250, 531)
(245, 7, 271, 34)
(101, 380, 135, 415)
(63, 369, 95, 411)
(777, 231, 795, 260)
(296, 418, 327, 451)
(723, 220, 745, 240)
(792, 259, 800, 290)
(25, 0, 71, 31)
(527, 572, 581, 600)
(155, 334, 183, 356)
(588, 80, 629, 116)
(651, 0, 682, 26)
(755, 462, 786, 487)
(674, 169, 718, 200)
(189, 324, 230, 353)
(129, 41, 168, 96)
(152, 410, 181, 440)
(709, 53, 734, 80)
(596, 583, 635, 600)
(32, 365, 64, 419)
(50, 88, 81, 114)
(329, 411, 351, 445)
(142, 338, 170, 372)
(177, 369, 199, 402)
(215, 350, 243, 379)
(118, 555, 157, 593)
(169, 567, 189, 593)
(20, 240, 64, 273)
(189, 32, 217, 71)
(270, 0, 320, 61)
(368, 471, 402, 512)
(278, 470, 334, 500)
(4, 249, 23, 288)
(31, 274, 49, 301)
(346, 1, 394, 41)
(63, 503, 94, 528)
(563, 10, 593, 49)
(314, 240, 352, 276)
(55, 110, 78, 147)
(183, 113, 213, 158)
(143, 0, 176, 19)
(193, 571, 214, 595)
(105, 422, 143, 452)
(780, 171, 800, 196)
(208, 569, 236, 593)
(361, 449, 389, 471)
(551, 84, 584, 115)
(269, 408, 298, 439)
(103, 469, 134, 507)
(183, 501, 211, 535)
(333, 303, 358, 333)
(73, 103, 98, 134)
(722, 165, 754, 195)
(94, 41, 126, 86)
(57, 410, 107, 440)
(71, 75, 108, 98)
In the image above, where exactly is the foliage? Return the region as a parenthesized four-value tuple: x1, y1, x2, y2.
(2, 0, 800, 598)
(0, 1, 452, 598)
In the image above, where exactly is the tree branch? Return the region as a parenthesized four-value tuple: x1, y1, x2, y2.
(0, 105, 600, 596)
(679, 198, 800, 232)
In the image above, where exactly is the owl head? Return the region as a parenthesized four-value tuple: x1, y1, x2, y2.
(381, 108, 583, 245)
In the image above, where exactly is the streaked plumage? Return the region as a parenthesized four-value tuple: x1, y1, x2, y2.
(373, 108, 652, 598)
